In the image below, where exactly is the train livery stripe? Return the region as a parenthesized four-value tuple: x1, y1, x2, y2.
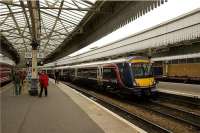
(129, 59, 149, 63)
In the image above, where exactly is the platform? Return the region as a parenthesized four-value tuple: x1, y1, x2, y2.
(1, 80, 144, 133)
(157, 82, 200, 98)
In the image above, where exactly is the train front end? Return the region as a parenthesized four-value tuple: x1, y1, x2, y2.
(128, 57, 157, 96)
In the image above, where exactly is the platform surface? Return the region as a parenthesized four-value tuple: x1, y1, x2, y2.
(1, 80, 143, 133)
(157, 82, 200, 98)
(1, 81, 104, 133)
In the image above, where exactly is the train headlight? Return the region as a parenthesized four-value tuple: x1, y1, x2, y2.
(133, 81, 137, 86)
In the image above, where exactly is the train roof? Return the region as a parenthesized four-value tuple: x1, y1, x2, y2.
(0, 56, 15, 66)
(152, 53, 200, 62)
(44, 56, 150, 70)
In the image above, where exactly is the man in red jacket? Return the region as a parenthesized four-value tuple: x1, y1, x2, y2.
(39, 71, 49, 97)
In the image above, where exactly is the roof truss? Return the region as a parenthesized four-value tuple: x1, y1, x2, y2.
(0, 0, 96, 57)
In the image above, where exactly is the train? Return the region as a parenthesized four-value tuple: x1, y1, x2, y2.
(152, 56, 200, 84)
(0, 59, 14, 86)
(44, 56, 157, 97)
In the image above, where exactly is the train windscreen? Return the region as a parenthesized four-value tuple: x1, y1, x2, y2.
(131, 63, 153, 78)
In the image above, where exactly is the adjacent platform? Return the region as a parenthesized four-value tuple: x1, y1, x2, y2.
(1, 80, 144, 133)
(157, 82, 200, 98)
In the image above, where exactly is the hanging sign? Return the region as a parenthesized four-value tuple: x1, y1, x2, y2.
(25, 52, 44, 59)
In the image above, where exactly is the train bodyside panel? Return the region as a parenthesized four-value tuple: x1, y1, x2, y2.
(0, 63, 13, 86)
(167, 63, 200, 79)
(153, 60, 200, 83)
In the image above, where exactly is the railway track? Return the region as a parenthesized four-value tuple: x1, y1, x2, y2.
(64, 82, 171, 133)
(63, 81, 200, 132)
(157, 92, 200, 107)
(132, 100, 200, 130)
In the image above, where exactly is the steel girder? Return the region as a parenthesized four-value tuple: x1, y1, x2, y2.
(44, 1, 166, 63)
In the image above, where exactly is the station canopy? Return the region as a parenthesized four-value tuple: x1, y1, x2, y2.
(0, 0, 96, 57)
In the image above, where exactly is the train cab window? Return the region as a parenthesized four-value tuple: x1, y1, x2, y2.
(103, 68, 116, 79)
(131, 63, 153, 78)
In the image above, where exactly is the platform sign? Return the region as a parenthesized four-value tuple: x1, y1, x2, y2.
(25, 52, 44, 59)
(26, 67, 32, 81)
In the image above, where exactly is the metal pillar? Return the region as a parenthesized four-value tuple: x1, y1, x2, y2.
(147, 48, 152, 59)
(29, 45, 38, 96)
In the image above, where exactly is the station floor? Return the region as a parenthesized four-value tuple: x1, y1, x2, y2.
(0, 80, 144, 133)
(158, 81, 200, 98)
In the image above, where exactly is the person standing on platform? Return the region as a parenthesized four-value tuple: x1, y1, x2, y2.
(55, 71, 59, 84)
(21, 71, 26, 85)
(19, 71, 26, 94)
(39, 71, 49, 97)
(13, 71, 21, 96)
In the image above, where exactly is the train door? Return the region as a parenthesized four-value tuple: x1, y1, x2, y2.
(61, 69, 63, 76)
(163, 61, 168, 77)
(75, 68, 78, 79)
(97, 65, 103, 86)
(117, 63, 133, 88)
(102, 67, 117, 91)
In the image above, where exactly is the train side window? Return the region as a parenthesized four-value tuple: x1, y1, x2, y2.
(172, 59, 178, 64)
(69, 69, 75, 76)
(103, 68, 116, 79)
(196, 58, 200, 63)
(179, 59, 186, 64)
(77, 69, 82, 77)
(88, 68, 97, 78)
(77, 69, 87, 77)
(63, 69, 69, 75)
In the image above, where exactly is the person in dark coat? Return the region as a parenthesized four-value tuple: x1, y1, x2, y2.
(19, 71, 26, 94)
(19, 71, 26, 85)
(39, 71, 49, 97)
(55, 71, 59, 84)
(13, 71, 21, 96)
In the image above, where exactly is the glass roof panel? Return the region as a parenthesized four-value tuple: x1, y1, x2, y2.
(0, 0, 96, 57)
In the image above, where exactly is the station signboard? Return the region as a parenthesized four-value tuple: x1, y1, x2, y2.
(25, 52, 44, 59)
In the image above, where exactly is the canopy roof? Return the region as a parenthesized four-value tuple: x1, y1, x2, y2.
(0, 0, 95, 57)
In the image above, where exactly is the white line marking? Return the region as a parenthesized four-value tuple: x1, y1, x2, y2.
(158, 89, 200, 99)
(0, 85, 12, 94)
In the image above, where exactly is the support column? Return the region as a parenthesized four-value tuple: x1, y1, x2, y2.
(147, 48, 152, 59)
(164, 61, 169, 77)
(29, 46, 38, 96)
